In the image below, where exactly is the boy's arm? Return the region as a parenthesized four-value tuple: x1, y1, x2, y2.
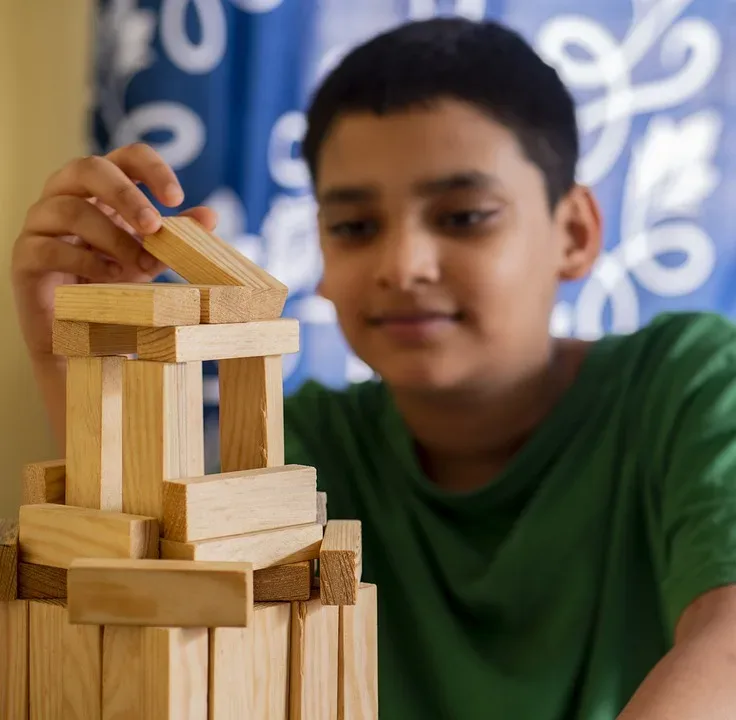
(30, 352, 67, 451)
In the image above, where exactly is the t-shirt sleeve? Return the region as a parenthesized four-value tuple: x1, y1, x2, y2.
(644, 313, 736, 634)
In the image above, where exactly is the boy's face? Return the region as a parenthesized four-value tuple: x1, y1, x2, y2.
(315, 99, 601, 392)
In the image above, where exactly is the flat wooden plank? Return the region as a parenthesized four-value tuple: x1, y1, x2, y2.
(0, 600, 28, 719)
(162, 465, 316, 542)
(317, 492, 328, 526)
(123, 360, 204, 522)
(194, 285, 287, 324)
(209, 602, 290, 719)
(320, 521, 362, 606)
(219, 356, 284, 472)
(137, 319, 299, 363)
(19, 503, 159, 569)
(253, 561, 312, 602)
(52, 319, 137, 357)
(160, 522, 322, 569)
(22, 459, 65, 505)
(290, 590, 339, 720)
(339, 583, 378, 720)
(66, 356, 124, 511)
(102, 625, 208, 719)
(0, 519, 18, 600)
(68, 558, 253, 627)
(54, 282, 201, 326)
(18, 562, 67, 599)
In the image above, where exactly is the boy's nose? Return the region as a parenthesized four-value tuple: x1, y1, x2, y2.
(373, 226, 440, 290)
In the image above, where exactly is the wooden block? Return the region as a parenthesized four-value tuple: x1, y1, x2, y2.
(18, 562, 67, 599)
(195, 285, 287, 324)
(317, 491, 328, 526)
(123, 360, 204, 522)
(53, 319, 138, 357)
(339, 583, 378, 720)
(54, 282, 201, 326)
(162, 465, 316, 542)
(0, 519, 18, 600)
(19, 503, 159, 569)
(209, 602, 290, 719)
(29, 599, 102, 720)
(137, 319, 299, 363)
(290, 590, 339, 720)
(321, 521, 362, 606)
(22, 459, 65, 505)
(254, 561, 312, 602)
(68, 558, 253, 627)
(66, 356, 124, 511)
(219, 355, 284, 473)
(102, 625, 208, 719)
(160, 522, 322, 569)
(0, 600, 28, 719)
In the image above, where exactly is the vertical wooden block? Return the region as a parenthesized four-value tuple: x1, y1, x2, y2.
(218, 355, 284, 472)
(316, 492, 328, 527)
(22, 460, 65, 505)
(66, 356, 124, 511)
(290, 591, 339, 720)
(102, 625, 208, 719)
(123, 360, 204, 522)
(320, 520, 362, 606)
(209, 602, 290, 719)
(0, 519, 18, 600)
(0, 600, 28, 719)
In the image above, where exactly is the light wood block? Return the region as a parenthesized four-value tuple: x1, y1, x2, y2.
(195, 285, 286, 324)
(317, 492, 328, 526)
(339, 583, 378, 720)
(219, 355, 284, 472)
(209, 602, 290, 719)
(123, 360, 204, 522)
(160, 522, 322, 569)
(53, 319, 138, 357)
(102, 624, 208, 719)
(66, 356, 124, 511)
(321, 521, 362, 606)
(22, 459, 65, 505)
(19, 503, 159, 569)
(162, 465, 316, 542)
(18, 562, 67, 599)
(68, 558, 253, 628)
(54, 282, 201, 326)
(0, 600, 28, 719)
(290, 590, 339, 720)
(137, 319, 299, 363)
(254, 561, 312, 602)
(29, 599, 102, 720)
(0, 519, 18, 601)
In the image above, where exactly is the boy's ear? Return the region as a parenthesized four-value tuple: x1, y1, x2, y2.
(557, 185, 603, 281)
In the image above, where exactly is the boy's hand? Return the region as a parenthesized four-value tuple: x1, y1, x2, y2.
(11, 143, 217, 358)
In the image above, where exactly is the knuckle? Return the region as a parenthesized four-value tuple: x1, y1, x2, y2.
(55, 196, 86, 228)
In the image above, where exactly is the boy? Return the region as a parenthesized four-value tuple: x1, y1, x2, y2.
(11, 17, 736, 720)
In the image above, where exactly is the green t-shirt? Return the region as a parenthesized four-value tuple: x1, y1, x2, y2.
(284, 311, 736, 720)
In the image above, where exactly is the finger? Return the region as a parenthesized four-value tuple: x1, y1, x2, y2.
(179, 206, 219, 232)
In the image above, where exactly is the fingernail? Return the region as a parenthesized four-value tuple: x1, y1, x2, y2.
(138, 251, 157, 272)
(139, 208, 160, 232)
(107, 261, 123, 278)
(165, 183, 184, 204)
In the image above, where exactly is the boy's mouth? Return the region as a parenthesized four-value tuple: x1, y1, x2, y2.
(365, 309, 463, 342)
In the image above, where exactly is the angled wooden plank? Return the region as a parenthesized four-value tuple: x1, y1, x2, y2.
(52, 319, 137, 357)
(320, 521, 362, 606)
(162, 465, 316, 542)
(22, 459, 65, 505)
(0, 519, 18, 601)
(253, 561, 313, 602)
(68, 558, 253, 628)
(18, 562, 67, 600)
(19, 504, 158, 569)
(66, 356, 123, 511)
(0, 600, 28, 719)
(137, 319, 299, 363)
(54, 283, 200, 326)
(194, 285, 286, 324)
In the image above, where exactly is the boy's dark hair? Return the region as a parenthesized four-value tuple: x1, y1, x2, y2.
(303, 17, 579, 209)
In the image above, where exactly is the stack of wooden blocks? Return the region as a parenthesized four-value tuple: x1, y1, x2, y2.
(0, 217, 378, 719)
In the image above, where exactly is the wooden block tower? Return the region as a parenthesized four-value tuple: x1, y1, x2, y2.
(0, 217, 378, 719)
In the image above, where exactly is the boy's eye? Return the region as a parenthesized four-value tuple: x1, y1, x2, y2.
(437, 210, 497, 230)
(327, 219, 379, 240)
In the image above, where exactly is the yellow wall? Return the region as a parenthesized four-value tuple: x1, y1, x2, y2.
(0, 0, 94, 515)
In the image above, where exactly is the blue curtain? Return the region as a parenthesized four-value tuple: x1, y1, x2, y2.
(93, 0, 735, 464)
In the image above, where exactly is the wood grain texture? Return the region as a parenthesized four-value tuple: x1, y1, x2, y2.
(18, 503, 159, 569)
(0, 600, 28, 719)
(68, 558, 253, 627)
(160, 522, 322, 569)
(66, 356, 124, 511)
(0, 519, 18, 600)
(194, 285, 286, 323)
(22, 459, 66, 505)
(162, 465, 316, 542)
(320, 521, 362, 606)
(209, 602, 290, 719)
(317, 492, 328, 527)
(253, 561, 312, 602)
(18, 562, 67, 599)
(52, 320, 138, 357)
(54, 282, 201, 326)
(137, 319, 299, 362)
(219, 355, 284, 473)
(123, 360, 204, 522)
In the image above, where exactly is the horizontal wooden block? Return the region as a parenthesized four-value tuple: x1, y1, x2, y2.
(1, 519, 18, 601)
(68, 558, 253, 627)
(137, 319, 299, 362)
(19, 504, 159, 569)
(22, 460, 65, 505)
(52, 320, 138, 357)
(162, 465, 316, 542)
(54, 283, 201, 327)
(18, 563, 67, 600)
(195, 285, 287, 324)
(320, 521, 362, 606)
(0, 600, 29, 719)
(160, 523, 322, 569)
(254, 561, 312, 602)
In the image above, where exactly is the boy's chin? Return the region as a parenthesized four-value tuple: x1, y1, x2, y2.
(375, 357, 470, 394)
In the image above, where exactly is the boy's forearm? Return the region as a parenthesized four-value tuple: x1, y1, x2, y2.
(30, 353, 66, 452)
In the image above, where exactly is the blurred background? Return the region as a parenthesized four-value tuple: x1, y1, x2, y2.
(1, 0, 734, 512)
